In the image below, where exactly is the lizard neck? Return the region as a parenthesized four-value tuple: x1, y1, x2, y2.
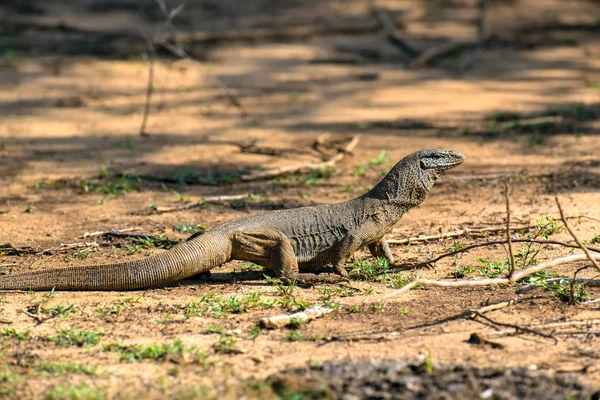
(360, 160, 432, 212)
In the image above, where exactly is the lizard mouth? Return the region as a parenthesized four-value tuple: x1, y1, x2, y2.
(419, 150, 464, 171)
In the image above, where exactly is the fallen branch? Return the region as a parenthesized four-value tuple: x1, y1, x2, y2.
(374, 9, 420, 58)
(259, 305, 332, 329)
(383, 253, 600, 301)
(388, 214, 598, 245)
(388, 224, 536, 244)
(409, 40, 476, 69)
(473, 296, 521, 314)
(151, 193, 249, 214)
(470, 310, 556, 342)
(83, 227, 141, 238)
(531, 319, 600, 330)
(38, 242, 100, 255)
(240, 135, 359, 182)
(22, 303, 76, 324)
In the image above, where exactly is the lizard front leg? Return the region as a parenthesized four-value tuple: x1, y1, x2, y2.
(368, 239, 395, 265)
(230, 229, 344, 285)
(331, 221, 385, 277)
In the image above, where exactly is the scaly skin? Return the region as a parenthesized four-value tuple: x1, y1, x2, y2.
(0, 149, 464, 291)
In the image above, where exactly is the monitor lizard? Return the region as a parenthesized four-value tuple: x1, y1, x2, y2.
(0, 149, 464, 291)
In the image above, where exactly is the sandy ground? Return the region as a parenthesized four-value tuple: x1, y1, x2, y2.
(1, 0, 600, 398)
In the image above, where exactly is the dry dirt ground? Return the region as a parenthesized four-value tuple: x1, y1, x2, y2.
(1, 0, 600, 398)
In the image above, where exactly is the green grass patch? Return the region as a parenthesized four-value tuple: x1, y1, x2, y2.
(1, 328, 31, 341)
(35, 361, 98, 376)
(49, 328, 103, 347)
(44, 383, 105, 400)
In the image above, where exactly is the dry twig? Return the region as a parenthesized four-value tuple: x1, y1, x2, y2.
(555, 197, 600, 273)
(388, 238, 600, 271)
(240, 135, 359, 182)
(151, 193, 249, 214)
(470, 310, 556, 342)
(503, 183, 516, 278)
(259, 305, 332, 329)
(373, 9, 420, 58)
(383, 253, 600, 301)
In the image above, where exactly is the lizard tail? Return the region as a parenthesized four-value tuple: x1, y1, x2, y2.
(0, 234, 230, 291)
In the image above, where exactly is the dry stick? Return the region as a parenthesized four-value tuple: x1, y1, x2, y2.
(503, 183, 516, 279)
(470, 310, 556, 342)
(474, 295, 521, 314)
(388, 224, 535, 244)
(409, 40, 476, 69)
(259, 305, 333, 329)
(139, 1, 185, 136)
(461, 0, 487, 71)
(374, 9, 420, 58)
(22, 304, 76, 324)
(383, 253, 600, 301)
(83, 227, 140, 238)
(531, 319, 600, 330)
(555, 197, 600, 273)
(387, 238, 600, 271)
(139, 41, 155, 137)
(388, 214, 599, 245)
(151, 193, 249, 214)
(240, 135, 359, 182)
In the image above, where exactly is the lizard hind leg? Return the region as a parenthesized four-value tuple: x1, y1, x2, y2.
(230, 229, 345, 285)
(230, 228, 299, 283)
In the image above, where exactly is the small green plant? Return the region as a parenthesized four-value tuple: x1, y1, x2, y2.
(137, 235, 176, 250)
(295, 166, 335, 186)
(35, 361, 98, 376)
(79, 174, 143, 204)
(174, 223, 206, 234)
(353, 151, 390, 177)
(248, 325, 263, 340)
(448, 240, 465, 253)
(454, 264, 476, 278)
(534, 216, 562, 239)
(350, 305, 363, 313)
(205, 324, 224, 334)
(477, 258, 508, 278)
(45, 383, 104, 400)
(1, 328, 31, 340)
(106, 339, 200, 362)
(372, 302, 385, 313)
(42, 303, 77, 319)
(214, 335, 241, 353)
(397, 308, 413, 316)
(527, 131, 545, 147)
(529, 278, 592, 304)
(240, 262, 263, 272)
(49, 328, 102, 347)
(283, 330, 303, 342)
(0, 366, 17, 396)
(347, 257, 389, 280)
(425, 350, 434, 374)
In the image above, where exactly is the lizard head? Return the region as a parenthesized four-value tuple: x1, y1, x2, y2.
(417, 149, 465, 181)
(365, 149, 464, 208)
